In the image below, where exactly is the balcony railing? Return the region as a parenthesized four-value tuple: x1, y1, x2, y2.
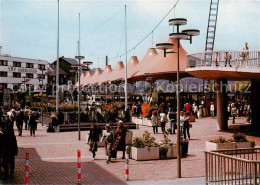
(187, 50, 260, 68)
(205, 147, 260, 185)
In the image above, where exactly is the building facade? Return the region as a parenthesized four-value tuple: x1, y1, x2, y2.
(0, 54, 48, 92)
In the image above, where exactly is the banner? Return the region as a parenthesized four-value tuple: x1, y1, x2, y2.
(142, 104, 150, 117)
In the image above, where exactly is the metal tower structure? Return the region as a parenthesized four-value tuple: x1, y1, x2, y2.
(205, 0, 220, 54)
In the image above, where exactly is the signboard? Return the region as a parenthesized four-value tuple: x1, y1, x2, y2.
(8, 66, 37, 73)
(142, 103, 150, 117)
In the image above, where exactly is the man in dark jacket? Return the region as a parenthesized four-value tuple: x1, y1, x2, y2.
(2, 126, 18, 179)
(16, 108, 24, 136)
(28, 110, 38, 137)
(0, 131, 4, 172)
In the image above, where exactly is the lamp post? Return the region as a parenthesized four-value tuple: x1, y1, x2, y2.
(156, 18, 199, 178)
(37, 68, 46, 126)
(22, 77, 30, 92)
(72, 58, 92, 141)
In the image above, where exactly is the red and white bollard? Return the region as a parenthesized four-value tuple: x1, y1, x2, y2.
(25, 153, 29, 185)
(77, 150, 81, 184)
(125, 146, 130, 181)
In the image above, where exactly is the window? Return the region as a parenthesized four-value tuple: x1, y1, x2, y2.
(13, 61, 21, 67)
(26, 73, 34, 78)
(38, 74, 45, 79)
(0, 72, 7, 77)
(38, 64, 45, 70)
(13, 72, 21, 78)
(26, 63, 34, 68)
(0, 60, 8, 66)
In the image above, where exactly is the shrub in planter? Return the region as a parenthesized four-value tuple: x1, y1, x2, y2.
(205, 136, 236, 151)
(232, 132, 254, 149)
(131, 131, 159, 160)
(159, 132, 177, 159)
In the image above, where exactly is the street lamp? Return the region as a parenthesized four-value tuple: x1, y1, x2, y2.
(156, 18, 199, 178)
(72, 56, 94, 141)
(22, 76, 30, 92)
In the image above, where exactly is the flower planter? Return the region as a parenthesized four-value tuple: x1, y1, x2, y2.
(205, 141, 236, 151)
(236, 142, 252, 149)
(131, 146, 159, 161)
(167, 146, 177, 159)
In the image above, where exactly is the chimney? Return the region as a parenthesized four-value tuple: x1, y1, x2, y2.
(105, 55, 108, 66)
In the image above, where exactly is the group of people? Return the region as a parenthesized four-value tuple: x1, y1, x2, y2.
(88, 121, 127, 164)
(213, 42, 249, 67)
(0, 106, 40, 137)
(150, 103, 191, 140)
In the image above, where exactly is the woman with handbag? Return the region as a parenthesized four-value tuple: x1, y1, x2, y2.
(151, 111, 158, 134)
(183, 112, 190, 140)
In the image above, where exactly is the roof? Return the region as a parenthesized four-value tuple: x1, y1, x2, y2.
(47, 66, 67, 76)
(62, 57, 78, 66)
(84, 68, 102, 86)
(0, 55, 48, 65)
(95, 65, 113, 85)
(131, 38, 189, 81)
(103, 61, 125, 84)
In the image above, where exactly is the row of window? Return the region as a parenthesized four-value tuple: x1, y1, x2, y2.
(0, 60, 45, 69)
(0, 72, 45, 79)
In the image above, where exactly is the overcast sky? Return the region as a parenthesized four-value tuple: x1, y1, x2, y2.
(0, 0, 259, 68)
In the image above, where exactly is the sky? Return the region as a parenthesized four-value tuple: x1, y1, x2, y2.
(0, 0, 259, 69)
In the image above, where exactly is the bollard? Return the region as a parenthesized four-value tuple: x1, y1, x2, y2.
(77, 150, 81, 185)
(25, 153, 29, 185)
(125, 146, 130, 181)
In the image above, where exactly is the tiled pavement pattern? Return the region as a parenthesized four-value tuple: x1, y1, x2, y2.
(0, 117, 259, 184)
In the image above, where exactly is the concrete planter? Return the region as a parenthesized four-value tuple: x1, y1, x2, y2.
(142, 117, 148, 126)
(126, 131, 133, 145)
(132, 117, 142, 125)
(131, 146, 160, 161)
(205, 141, 237, 151)
(166, 146, 177, 159)
(147, 119, 153, 127)
(236, 142, 252, 149)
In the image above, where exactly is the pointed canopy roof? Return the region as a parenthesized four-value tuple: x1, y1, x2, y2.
(85, 68, 102, 86)
(81, 70, 93, 87)
(128, 48, 158, 81)
(100, 61, 125, 84)
(94, 65, 112, 85)
(131, 38, 189, 81)
(111, 56, 140, 83)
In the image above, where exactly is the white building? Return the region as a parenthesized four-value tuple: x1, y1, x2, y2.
(0, 54, 48, 92)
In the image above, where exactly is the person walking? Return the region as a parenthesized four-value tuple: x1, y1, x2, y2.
(51, 114, 58, 132)
(28, 110, 37, 137)
(151, 111, 158, 134)
(210, 102, 215, 118)
(168, 109, 176, 134)
(159, 110, 168, 133)
(183, 112, 190, 140)
(9, 109, 16, 128)
(231, 104, 237, 124)
(24, 106, 30, 130)
(88, 124, 100, 160)
(101, 124, 114, 164)
(16, 108, 24, 136)
(2, 126, 18, 179)
(113, 121, 127, 159)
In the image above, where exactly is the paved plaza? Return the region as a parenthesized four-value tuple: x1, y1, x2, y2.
(0, 117, 259, 184)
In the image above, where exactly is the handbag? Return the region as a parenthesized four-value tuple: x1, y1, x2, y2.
(189, 123, 192, 128)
